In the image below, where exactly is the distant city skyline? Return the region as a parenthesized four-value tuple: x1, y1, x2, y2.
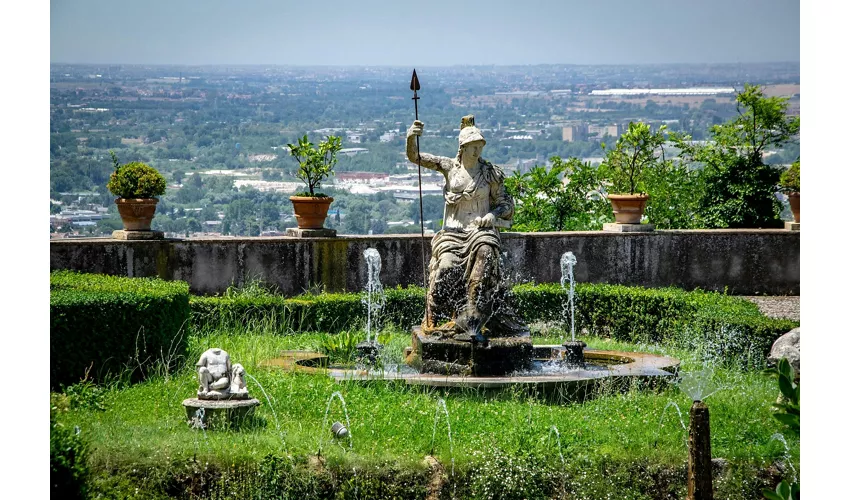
(50, 0, 800, 66)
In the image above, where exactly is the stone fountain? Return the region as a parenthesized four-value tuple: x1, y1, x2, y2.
(404, 115, 533, 376)
(182, 348, 260, 428)
(261, 115, 680, 400)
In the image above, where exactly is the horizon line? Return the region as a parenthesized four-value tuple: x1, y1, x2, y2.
(49, 61, 801, 68)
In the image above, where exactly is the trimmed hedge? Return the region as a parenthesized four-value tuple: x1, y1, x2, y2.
(513, 283, 798, 364)
(191, 286, 427, 334)
(50, 271, 190, 388)
(190, 283, 797, 364)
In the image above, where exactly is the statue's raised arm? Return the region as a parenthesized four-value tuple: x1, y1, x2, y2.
(406, 120, 455, 174)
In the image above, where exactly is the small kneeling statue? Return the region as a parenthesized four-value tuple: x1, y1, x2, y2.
(196, 347, 251, 400)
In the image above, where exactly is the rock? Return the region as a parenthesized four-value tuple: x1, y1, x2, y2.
(768, 328, 800, 376)
(712, 457, 728, 476)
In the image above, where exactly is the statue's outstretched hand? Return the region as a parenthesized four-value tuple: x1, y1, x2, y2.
(473, 213, 496, 228)
(408, 120, 424, 137)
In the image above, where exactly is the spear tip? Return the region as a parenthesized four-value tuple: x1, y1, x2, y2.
(410, 69, 421, 91)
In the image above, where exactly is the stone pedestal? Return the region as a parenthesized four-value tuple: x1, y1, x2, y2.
(784, 221, 800, 231)
(406, 328, 532, 376)
(285, 227, 337, 238)
(112, 230, 165, 240)
(561, 340, 587, 366)
(602, 223, 655, 232)
(182, 398, 260, 429)
(355, 341, 382, 365)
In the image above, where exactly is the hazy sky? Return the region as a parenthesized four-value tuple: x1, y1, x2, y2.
(50, 0, 800, 65)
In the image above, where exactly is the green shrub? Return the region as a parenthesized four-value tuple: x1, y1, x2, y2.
(513, 282, 796, 366)
(318, 329, 362, 364)
(106, 152, 167, 199)
(779, 159, 800, 192)
(63, 379, 110, 412)
(191, 286, 427, 334)
(50, 415, 89, 499)
(50, 271, 190, 388)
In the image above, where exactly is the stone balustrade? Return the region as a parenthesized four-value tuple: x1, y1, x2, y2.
(50, 230, 799, 296)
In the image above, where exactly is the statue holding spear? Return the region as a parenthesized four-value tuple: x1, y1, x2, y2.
(406, 70, 528, 346)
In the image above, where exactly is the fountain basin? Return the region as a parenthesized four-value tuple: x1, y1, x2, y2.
(261, 346, 679, 401)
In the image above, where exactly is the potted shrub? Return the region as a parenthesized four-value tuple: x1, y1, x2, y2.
(600, 122, 667, 224)
(286, 135, 342, 229)
(106, 152, 167, 231)
(780, 158, 800, 223)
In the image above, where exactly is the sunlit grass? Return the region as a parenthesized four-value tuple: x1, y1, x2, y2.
(54, 326, 798, 483)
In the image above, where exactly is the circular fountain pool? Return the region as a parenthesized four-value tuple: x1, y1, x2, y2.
(261, 345, 679, 399)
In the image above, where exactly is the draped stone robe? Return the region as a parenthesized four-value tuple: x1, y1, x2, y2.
(407, 145, 527, 338)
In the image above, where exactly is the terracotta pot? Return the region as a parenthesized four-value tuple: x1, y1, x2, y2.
(290, 196, 334, 229)
(787, 192, 800, 223)
(607, 193, 650, 224)
(115, 198, 159, 231)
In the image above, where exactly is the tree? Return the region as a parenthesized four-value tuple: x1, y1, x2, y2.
(674, 84, 800, 228)
(599, 122, 667, 195)
(189, 172, 204, 189)
(222, 198, 256, 235)
(342, 198, 371, 234)
(286, 135, 343, 196)
(505, 156, 611, 232)
(187, 218, 202, 234)
(643, 158, 702, 229)
(173, 169, 186, 185)
(408, 195, 445, 224)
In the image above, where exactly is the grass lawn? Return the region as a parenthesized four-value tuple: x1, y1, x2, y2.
(52, 325, 799, 499)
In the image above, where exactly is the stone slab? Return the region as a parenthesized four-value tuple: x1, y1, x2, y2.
(112, 229, 165, 240)
(602, 223, 655, 232)
(784, 221, 800, 231)
(182, 398, 260, 429)
(285, 227, 337, 238)
(408, 329, 533, 376)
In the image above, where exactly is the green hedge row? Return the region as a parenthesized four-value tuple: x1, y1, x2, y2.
(50, 271, 190, 388)
(190, 283, 797, 364)
(513, 283, 798, 364)
(191, 287, 425, 333)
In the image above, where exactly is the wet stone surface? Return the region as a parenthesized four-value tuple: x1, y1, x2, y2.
(182, 398, 261, 429)
(408, 330, 533, 376)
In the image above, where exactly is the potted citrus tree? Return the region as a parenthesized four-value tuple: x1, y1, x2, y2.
(287, 135, 342, 229)
(106, 152, 167, 231)
(780, 158, 800, 223)
(600, 122, 667, 224)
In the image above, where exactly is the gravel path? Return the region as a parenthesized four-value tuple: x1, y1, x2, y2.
(741, 296, 800, 322)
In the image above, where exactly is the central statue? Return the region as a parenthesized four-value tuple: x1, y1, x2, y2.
(406, 115, 529, 359)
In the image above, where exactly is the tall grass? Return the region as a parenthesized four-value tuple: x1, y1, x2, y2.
(53, 310, 799, 498)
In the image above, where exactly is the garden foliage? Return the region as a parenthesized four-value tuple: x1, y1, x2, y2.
(771, 357, 800, 433)
(50, 413, 89, 499)
(600, 121, 668, 195)
(106, 151, 167, 199)
(779, 158, 800, 193)
(286, 134, 343, 196)
(505, 156, 611, 231)
(674, 84, 800, 228)
(50, 271, 190, 388)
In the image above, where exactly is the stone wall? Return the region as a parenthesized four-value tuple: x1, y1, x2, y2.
(50, 230, 800, 296)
